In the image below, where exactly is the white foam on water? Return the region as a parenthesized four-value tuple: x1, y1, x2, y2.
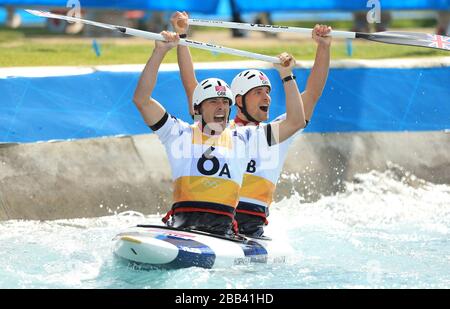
(271, 169, 450, 233)
(0, 168, 449, 288)
(267, 168, 450, 288)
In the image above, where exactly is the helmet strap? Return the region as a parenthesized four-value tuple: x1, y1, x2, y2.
(226, 100, 232, 124)
(238, 94, 259, 124)
(194, 104, 207, 133)
(195, 104, 221, 136)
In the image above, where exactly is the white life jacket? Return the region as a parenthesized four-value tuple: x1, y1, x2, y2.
(151, 112, 270, 223)
(229, 113, 303, 223)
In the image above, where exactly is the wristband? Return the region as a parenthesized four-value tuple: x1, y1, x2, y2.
(282, 75, 296, 84)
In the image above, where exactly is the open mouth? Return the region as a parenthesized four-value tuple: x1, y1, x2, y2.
(214, 115, 226, 122)
(259, 106, 269, 112)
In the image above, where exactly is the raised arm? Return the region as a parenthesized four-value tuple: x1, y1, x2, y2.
(268, 53, 306, 145)
(171, 11, 198, 116)
(133, 31, 179, 126)
(301, 24, 332, 121)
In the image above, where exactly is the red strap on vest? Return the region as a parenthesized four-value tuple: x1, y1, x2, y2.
(173, 207, 234, 218)
(232, 219, 239, 235)
(161, 209, 174, 224)
(236, 209, 269, 225)
(233, 116, 260, 126)
(161, 207, 234, 223)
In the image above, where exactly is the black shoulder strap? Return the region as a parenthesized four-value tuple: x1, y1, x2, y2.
(149, 112, 169, 131)
(264, 124, 276, 146)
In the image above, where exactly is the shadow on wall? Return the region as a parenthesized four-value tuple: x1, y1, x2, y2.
(0, 135, 172, 221)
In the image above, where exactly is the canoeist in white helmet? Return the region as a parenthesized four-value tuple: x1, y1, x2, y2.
(133, 31, 306, 237)
(171, 12, 331, 237)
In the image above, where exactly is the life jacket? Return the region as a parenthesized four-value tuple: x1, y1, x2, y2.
(151, 113, 269, 235)
(229, 115, 303, 235)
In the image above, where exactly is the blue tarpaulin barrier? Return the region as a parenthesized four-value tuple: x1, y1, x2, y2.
(1, 66, 449, 143)
(0, 0, 221, 13)
(233, 0, 450, 12)
(0, 0, 448, 13)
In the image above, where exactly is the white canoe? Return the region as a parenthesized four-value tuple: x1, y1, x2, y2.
(113, 225, 293, 269)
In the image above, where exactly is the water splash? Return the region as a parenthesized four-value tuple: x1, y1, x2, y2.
(1, 168, 449, 288)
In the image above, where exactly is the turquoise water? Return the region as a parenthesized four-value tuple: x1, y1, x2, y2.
(1, 168, 449, 288)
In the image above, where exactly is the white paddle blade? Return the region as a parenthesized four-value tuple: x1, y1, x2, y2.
(26, 9, 119, 31)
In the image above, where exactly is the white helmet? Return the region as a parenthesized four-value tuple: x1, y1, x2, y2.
(192, 78, 234, 107)
(231, 70, 272, 99)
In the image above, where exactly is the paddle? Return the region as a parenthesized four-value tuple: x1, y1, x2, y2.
(189, 18, 450, 51)
(25, 9, 281, 63)
(135, 224, 255, 243)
